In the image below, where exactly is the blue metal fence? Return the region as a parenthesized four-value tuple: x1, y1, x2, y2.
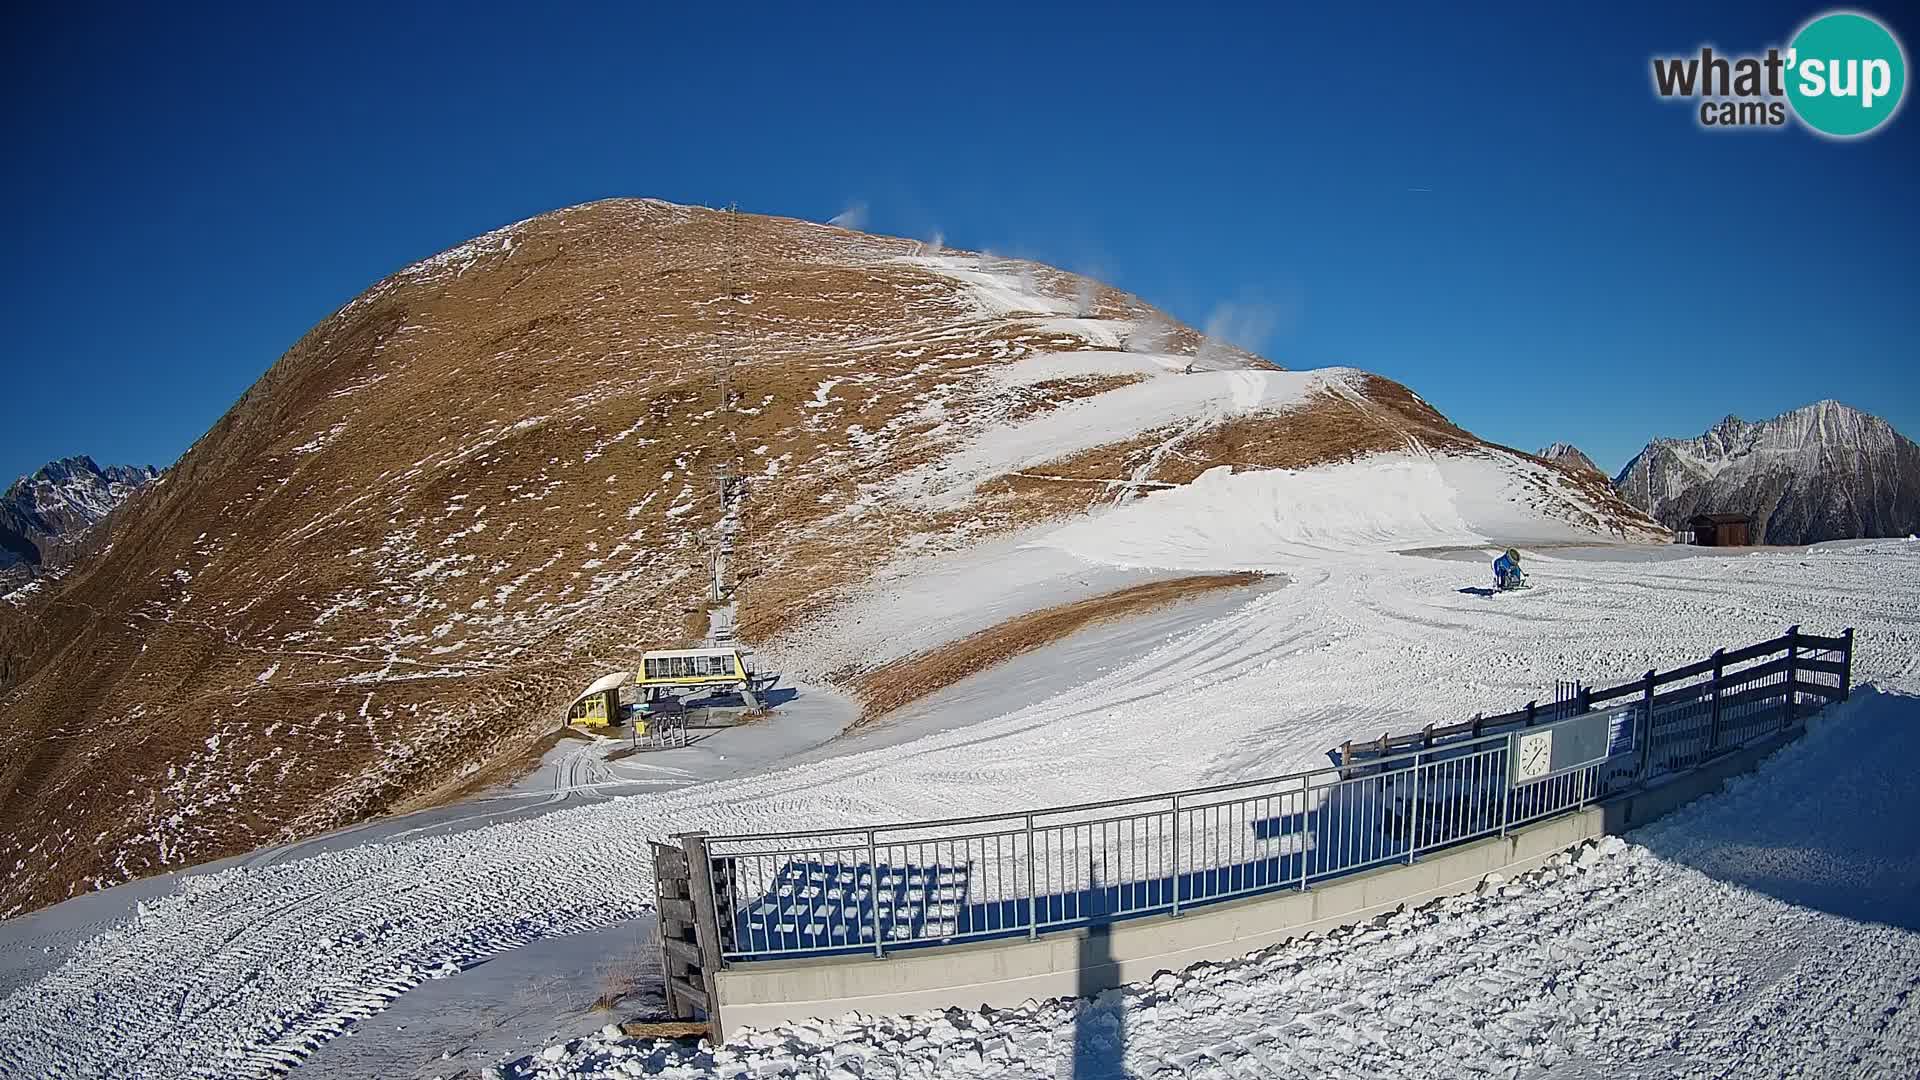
(694, 626, 1852, 962)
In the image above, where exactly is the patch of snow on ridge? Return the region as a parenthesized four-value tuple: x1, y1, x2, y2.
(1043, 452, 1619, 571)
(992, 348, 1191, 388)
(900, 367, 1352, 508)
(1017, 316, 1132, 349)
(899, 254, 1079, 318)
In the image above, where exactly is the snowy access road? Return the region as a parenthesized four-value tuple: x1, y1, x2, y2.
(0, 682, 854, 1003)
(519, 679, 1920, 1080)
(2, 540, 1919, 1078)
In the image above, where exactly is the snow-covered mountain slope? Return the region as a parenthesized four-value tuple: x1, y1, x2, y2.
(1, 539, 1912, 1079)
(0, 456, 158, 591)
(1614, 401, 1920, 544)
(520, 674, 1920, 1079)
(0, 198, 1660, 916)
(1537, 441, 1602, 477)
(1035, 453, 1647, 572)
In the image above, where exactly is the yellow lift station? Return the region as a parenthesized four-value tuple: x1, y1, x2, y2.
(637, 647, 758, 707)
(566, 671, 629, 729)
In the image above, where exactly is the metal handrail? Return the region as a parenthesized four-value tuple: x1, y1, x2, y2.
(706, 738, 1498, 847)
(698, 627, 1853, 962)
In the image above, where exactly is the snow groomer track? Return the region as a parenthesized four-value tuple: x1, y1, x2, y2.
(666, 627, 1852, 1031)
(3, 540, 1920, 1078)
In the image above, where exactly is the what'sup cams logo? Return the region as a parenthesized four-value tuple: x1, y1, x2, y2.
(1652, 10, 1906, 137)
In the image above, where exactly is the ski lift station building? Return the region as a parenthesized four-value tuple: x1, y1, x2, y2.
(565, 647, 761, 729)
(638, 647, 755, 697)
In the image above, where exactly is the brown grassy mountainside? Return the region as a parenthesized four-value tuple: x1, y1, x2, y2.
(0, 199, 1659, 915)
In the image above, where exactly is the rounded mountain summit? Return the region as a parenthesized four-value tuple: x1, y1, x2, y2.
(0, 199, 1660, 914)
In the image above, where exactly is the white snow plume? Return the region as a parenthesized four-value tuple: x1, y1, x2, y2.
(1196, 293, 1295, 367)
(1125, 316, 1175, 353)
(1073, 277, 1100, 317)
(828, 202, 868, 231)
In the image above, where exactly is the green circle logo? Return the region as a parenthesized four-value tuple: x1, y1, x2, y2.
(1786, 11, 1907, 137)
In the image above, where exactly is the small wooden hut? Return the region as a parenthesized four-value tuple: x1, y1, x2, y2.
(1689, 513, 1753, 547)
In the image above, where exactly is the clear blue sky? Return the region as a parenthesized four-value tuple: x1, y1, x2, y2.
(2, 2, 1914, 483)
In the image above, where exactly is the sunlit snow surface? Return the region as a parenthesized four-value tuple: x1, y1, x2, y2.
(2, 534, 1918, 1077)
(517, 676, 1920, 1080)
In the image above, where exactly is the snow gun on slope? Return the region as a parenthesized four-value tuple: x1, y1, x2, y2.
(1493, 548, 1528, 591)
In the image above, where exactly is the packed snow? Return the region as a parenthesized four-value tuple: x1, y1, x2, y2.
(517, 676, 1920, 1079)
(1042, 453, 1629, 567)
(1, 524, 1916, 1078)
(895, 367, 1351, 509)
(900, 255, 1080, 319)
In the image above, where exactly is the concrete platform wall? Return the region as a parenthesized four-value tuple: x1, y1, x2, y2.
(711, 720, 1809, 1039)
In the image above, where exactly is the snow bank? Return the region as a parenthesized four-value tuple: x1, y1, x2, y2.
(990, 348, 1191, 387)
(1041, 453, 1613, 571)
(513, 682, 1920, 1080)
(897, 254, 1078, 318)
(7, 538, 1917, 1078)
(1016, 317, 1132, 349)
(901, 367, 1353, 507)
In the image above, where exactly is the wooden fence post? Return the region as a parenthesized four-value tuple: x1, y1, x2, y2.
(677, 831, 727, 1036)
(1784, 625, 1800, 729)
(1841, 627, 1855, 701)
(653, 837, 725, 1033)
(1707, 648, 1725, 752)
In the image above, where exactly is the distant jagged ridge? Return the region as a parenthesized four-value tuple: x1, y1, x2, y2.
(1612, 401, 1920, 544)
(1536, 442, 1603, 477)
(0, 456, 160, 584)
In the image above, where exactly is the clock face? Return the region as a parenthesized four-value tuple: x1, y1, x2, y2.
(1515, 730, 1554, 782)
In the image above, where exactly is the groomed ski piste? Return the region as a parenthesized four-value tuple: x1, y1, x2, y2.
(3, 454, 1919, 1079)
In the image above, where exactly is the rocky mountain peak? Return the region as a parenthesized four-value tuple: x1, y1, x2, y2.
(1536, 442, 1603, 476)
(4, 455, 159, 530)
(1613, 401, 1919, 544)
(1, 455, 161, 591)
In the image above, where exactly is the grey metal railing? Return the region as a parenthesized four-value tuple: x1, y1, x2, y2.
(695, 626, 1853, 962)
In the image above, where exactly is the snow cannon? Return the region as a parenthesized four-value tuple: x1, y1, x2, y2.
(1493, 548, 1528, 591)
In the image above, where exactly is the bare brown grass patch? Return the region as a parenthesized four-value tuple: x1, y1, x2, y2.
(851, 572, 1263, 725)
(1002, 373, 1148, 423)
